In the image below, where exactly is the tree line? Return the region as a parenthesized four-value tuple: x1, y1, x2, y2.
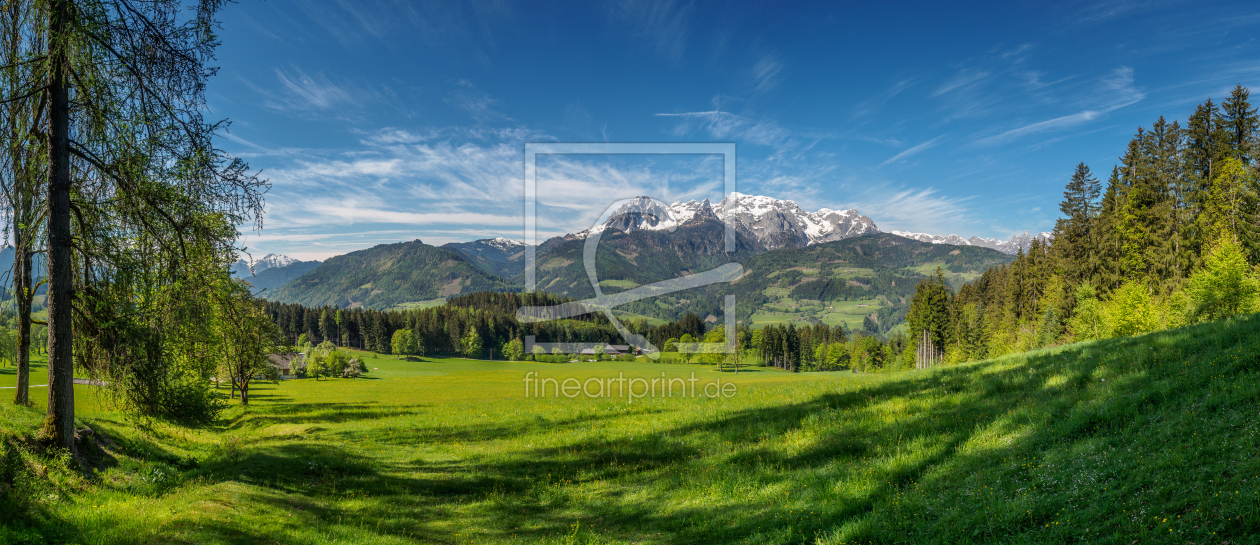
(265, 291, 680, 359)
(905, 85, 1260, 364)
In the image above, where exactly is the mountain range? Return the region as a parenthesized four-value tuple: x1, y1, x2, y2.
(245, 193, 1041, 321)
(573, 193, 880, 250)
(889, 230, 1054, 255)
(231, 253, 323, 292)
(266, 239, 514, 309)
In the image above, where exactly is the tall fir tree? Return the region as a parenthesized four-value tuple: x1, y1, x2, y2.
(1054, 162, 1100, 284)
(1220, 85, 1259, 165)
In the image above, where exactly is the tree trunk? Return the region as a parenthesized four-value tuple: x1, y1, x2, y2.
(42, 0, 75, 452)
(13, 222, 31, 405)
(239, 378, 249, 405)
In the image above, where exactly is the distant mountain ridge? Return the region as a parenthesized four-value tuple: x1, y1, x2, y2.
(573, 193, 880, 250)
(259, 192, 1046, 312)
(890, 230, 1053, 255)
(441, 237, 528, 279)
(267, 239, 514, 309)
(231, 253, 307, 277)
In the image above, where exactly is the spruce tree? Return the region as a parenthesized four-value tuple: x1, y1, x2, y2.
(1220, 85, 1259, 164)
(1055, 162, 1100, 283)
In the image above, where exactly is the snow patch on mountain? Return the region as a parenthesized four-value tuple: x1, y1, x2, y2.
(576, 193, 879, 250)
(890, 230, 1053, 254)
(232, 253, 307, 277)
(484, 237, 525, 251)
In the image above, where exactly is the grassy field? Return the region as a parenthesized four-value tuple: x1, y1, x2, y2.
(901, 262, 982, 282)
(826, 267, 874, 279)
(389, 299, 448, 311)
(5, 314, 1260, 543)
(598, 279, 640, 290)
(610, 311, 669, 326)
(751, 298, 884, 330)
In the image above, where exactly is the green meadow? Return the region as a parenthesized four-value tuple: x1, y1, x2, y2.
(900, 263, 982, 283)
(4, 313, 1260, 543)
(751, 298, 884, 329)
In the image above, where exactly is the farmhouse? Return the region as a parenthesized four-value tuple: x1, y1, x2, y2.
(577, 344, 639, 357)
(269, 352, 306, 378)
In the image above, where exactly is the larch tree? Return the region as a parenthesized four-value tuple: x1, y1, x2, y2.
(0, 0, 45, 407)
(0, 0, 267, 450)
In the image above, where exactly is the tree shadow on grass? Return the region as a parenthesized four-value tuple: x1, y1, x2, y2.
(38, 315, 1260, 544)
(224, 402, 433, 430)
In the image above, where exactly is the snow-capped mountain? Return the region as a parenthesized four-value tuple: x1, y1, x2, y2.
(890, 230, 1053, 255)
(483, 236, 525, 251)
(575, 194, 879, 250)
(441, 237, 531, 279)
(232, 253, 302, 277)
(717, 193, 879, 249)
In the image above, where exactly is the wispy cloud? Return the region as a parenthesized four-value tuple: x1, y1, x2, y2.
(880, 135, 947, 166)
(273, 67, 357, 109)
(751, 52, 784, 95)
(655, 109, 791, 148)
(448, 79, 512, 123)
(234, 125, 738, 257)
(932, 69, 991, 97)
(609, 0, 693, 60)
(848, 186, 975, 235)
(237, 66, 371, 118)
(854, 77, 917, 117)
(973, 66, 1144, 146)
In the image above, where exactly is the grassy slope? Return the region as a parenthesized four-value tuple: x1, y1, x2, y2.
(2, 314, 1259, 544)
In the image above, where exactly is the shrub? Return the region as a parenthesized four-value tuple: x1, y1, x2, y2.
(1184, 236, 1260, 322)
(1069, 284, 1107, 341)
(1105, 281, 1156, 338)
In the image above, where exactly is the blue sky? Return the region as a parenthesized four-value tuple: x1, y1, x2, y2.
(210, 0, 1260, 260)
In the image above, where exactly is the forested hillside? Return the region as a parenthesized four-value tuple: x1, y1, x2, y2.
(903, 85, 1260, 366)
(267, 239, 517, 309)
(725, 233, 1012, 334)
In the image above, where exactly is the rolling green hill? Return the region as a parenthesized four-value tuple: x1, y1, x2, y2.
(3, 312, 1259, 543)
(727, 232, 1014, 331)
(586, 232, 1015, 331)
(526, 218, 761, 297)
(267, 239, 516, 309)
(264, 232, 1012, 333)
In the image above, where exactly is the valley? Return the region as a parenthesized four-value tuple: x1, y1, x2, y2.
(246, 194, 1023, 336)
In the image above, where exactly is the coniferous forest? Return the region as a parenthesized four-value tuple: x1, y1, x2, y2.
(904, 85, 1260, 365)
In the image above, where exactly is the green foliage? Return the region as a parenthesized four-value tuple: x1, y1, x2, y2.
(502, 338, 525, 361)
(1200, 157, 1259, 251)
(662, 337, 678, 352)
(907, 268, 953, 352)
(390, 329, 418, 357)
(303, 341, 355, 379)
(698, 328, 725, 365)
(461, 327, 483, 358)
(1184, 236, 1260, 322)
(1104, 281, 1157, 338)
(1068, 284, 1107, 341)
(677, 333, 695, 363)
